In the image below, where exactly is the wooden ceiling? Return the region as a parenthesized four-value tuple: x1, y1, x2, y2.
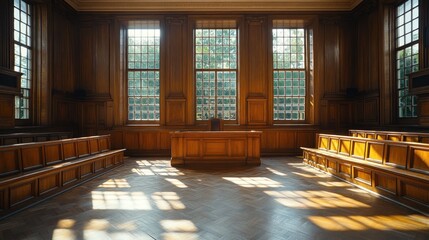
(63, 0, 364, 12)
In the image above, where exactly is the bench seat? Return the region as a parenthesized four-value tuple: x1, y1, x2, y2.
(302, 133, 429, 215)
(0, 135, 125, 220)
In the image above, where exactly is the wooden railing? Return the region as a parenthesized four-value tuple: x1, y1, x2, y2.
(0, 135, 125, 220)
(349, 129, 429, 143)
(301, 133, 429, 215)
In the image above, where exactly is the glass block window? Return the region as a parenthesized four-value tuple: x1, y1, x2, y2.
(396, 0, 419, 118)
(127, 21, 160, 121)
(195, 24, 237, 121)
(273, 28, 306, 121)
(14, 0, 32, 119)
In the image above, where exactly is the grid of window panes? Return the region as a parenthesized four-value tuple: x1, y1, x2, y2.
(273, 28, 306, 121)
(396, 0, 419, 118)
(195, 28, 237, 120)
(127, 21, 160, 121)
(14, 0, 32, 119)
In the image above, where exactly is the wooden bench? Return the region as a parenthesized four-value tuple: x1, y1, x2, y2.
(0, 135, 125, 219)
(349, 129, 429, 143)
(0, 132, 72, 146)
(301, 133, 429, 215)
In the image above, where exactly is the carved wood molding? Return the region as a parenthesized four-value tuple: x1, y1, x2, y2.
(246, 16, 266, 24)
(63, 0, 364, 12)
(166, 16, 186, 25)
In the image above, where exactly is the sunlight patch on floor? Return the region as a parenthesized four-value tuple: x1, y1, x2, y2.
(91, 191, 152, 210)
(264, 190, 370, 209)
(132, 167, 184, 176)
(152, 192, 186, 210)
(317, 181, 351, 187)
(161, 219, 199, 240)
(97, 179, 131, 188)
(165, 178, 188, 188)
(223, 177, 283, 188)
(308, 215, 429, 231)
(266, 167, 287, 176)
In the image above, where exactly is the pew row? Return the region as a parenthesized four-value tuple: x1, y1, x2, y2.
(349, 129, 429, 143)
(0, 135, 125, 220)
(0, 132, 72, 146)
(301, 134, 429, 215)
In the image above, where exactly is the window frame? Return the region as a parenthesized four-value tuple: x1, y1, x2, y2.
(123, 19, 163, 124)
(269, 19, 313, 124)
(192, 18, 240, 124)
(393, 0, 421, 120)
(13, 0, 33, 124)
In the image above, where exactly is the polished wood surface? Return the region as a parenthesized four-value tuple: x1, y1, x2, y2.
(0, 157, 428, 239)
(1, 0, 428, 152)
(349, 129, 429, 143)
(0, 132, 72, 146)
(105, 127, 316, 157)
(170, 131, 261, 166)
(302, 133, 429, 214)
(0, 135, 125, 219)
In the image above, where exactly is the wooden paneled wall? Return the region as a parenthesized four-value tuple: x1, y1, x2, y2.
(5, 0, 424, 155)
(103, 127, 316, 156)
(56, 10, 358, 154)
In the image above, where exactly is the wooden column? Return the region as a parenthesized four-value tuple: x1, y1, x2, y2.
(165, 16, 187, 126)
(244, 16, 268, 126)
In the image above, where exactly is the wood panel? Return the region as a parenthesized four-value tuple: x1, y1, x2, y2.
(246, 16, 268, 96)
(79, 26, 94, 92)
(165, 17, 186, 96)
(366, 141, 384, 163)
(21, 146, 44, 171)
(89, 138, 100, 154)
(38, 174, 60, 195)
(353, 166, 372, 186)
(374, 172, 397, 195)
(401, 181, 429, 207)
(62, 167, 79, 185)
(351, 140, 366, 159)
(322, 20, 340, 94)
(166, 99, 186, 126)
(52, 8, 76, 93)
(123, 132, 139, 150)
(171, 131, 261, 166)
(0, 95, 15, 128)
(77, 140, 90, 157)
(0, 149, 20, 176)
(44, 143, 63, 165)
(247, 98, 267, 125)
(409, 147, 429, 174)
(339, 138, 351, 155)
(9, 181, 35, 207)
(385, 144, 408, 168)
(63, 142, 78, 160)
(95, 22, 110, 94)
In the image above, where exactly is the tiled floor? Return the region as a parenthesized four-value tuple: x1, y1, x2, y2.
(1, 157, 428, 240)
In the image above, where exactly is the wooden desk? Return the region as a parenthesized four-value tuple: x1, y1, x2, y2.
(170, 131, 261, 167)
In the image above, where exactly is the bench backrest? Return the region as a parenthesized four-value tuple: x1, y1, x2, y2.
(318, 134, 429, 175)
(0, 135, 111, 177)
(0, 132, 72, 146)
(349, 129, 429, 143)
